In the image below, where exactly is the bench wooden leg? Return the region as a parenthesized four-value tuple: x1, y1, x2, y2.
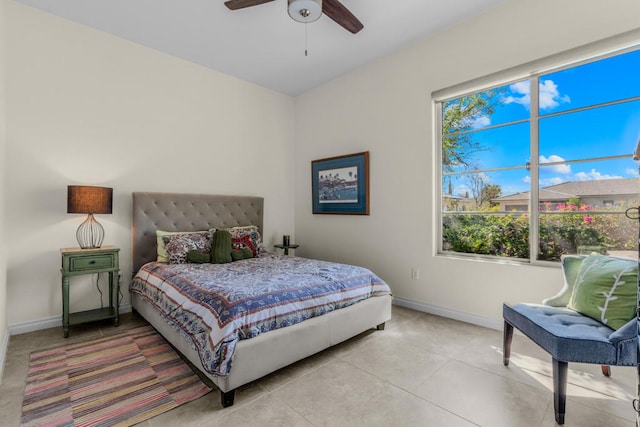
(601, 365, 611, 377)
(552, 358, 568, 425)
(503, 321, 514, 366)
(376, 322, 386, 331)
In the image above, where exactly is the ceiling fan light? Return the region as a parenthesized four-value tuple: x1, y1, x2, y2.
(288, 0, 322, 23)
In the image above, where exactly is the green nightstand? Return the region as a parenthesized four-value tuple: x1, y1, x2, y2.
(60, 246, 120, 338)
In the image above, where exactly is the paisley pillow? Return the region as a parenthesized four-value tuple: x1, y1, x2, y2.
(156, 230, 212, 263)
(162, 232, 212, 264)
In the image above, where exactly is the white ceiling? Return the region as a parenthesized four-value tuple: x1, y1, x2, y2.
(17, 0, 505, 96)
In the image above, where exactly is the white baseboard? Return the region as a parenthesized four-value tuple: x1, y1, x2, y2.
(0, 327, 9, 385)
(10, 316, 61, 336)
(1, 300, 499, 383)
(392, 297, 503, 331)
(8, 304, 132, 336)
(2, 305, 132, 384)
(8, 300, 499, 334)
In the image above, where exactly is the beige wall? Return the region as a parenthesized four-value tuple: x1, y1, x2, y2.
(0, 0, 8, 373)
(5, 1, 295, 327)
(294, 0, 640, 326)
(4, 0, 640, 335)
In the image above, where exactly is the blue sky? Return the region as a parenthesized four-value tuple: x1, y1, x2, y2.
(447, 48, 640, 199)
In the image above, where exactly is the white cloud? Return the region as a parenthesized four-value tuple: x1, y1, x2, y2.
(453, 183, 471, 196)
(502, 81, 530, 107)
(505, 166, 629, 195)
(539, 79, 571, 110)
(540, 177, 565, 187)
(461, 113, 491, 129)
(539, 154, 571, 174)
(502, 79, 570, 111)
(574, 169, 622, 181)
(470, 114, 491, 129)
(533, 158, 569, 186)
(626, 167, 639, 177)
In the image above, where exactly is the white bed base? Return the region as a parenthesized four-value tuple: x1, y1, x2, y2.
(132, 293, 392, 406)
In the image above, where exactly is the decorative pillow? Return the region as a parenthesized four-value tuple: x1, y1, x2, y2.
(162, 232, 212, 264)
(231, 233, 258, 256)
(231, 247, 254, 261)
(543, 255, 585, 307)
(568, 254, 637, 330)
(211, 230, 233, 264)
(187, 250, 211, 264)
(156, 230, 211, 263)
(225, 225, 264, 257)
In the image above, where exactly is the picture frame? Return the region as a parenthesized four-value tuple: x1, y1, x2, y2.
(311, 151, 369, 215)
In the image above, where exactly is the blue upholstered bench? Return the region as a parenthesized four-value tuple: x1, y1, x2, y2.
(502, 255, 637, 425)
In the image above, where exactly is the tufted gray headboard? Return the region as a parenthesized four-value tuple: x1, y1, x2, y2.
(131, 192, 264, 273)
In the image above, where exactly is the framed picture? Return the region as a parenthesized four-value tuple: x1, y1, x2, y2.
(311, 151, 369, 215)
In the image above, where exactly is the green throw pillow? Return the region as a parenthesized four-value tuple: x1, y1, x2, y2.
(231, 247, 253, 261)
(211, 230, 233, 264)
(568, 254, 637, 330)
(186, 250, 211, 264)
(543, 255, 585, 307)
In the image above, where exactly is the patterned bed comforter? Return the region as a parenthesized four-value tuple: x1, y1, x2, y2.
(129, 254, 391, 376)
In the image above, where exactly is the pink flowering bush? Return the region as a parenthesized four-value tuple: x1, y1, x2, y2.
(443, 200, 638, 261)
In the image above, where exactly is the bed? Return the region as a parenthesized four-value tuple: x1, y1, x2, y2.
(129, 192, 393, 407)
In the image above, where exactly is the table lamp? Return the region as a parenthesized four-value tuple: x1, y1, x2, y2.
(67, 185, 113, 249)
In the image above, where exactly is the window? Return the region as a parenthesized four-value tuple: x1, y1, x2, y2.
(438, 47, 640, 262)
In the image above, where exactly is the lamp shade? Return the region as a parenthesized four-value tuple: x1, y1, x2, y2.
(67, 185, 113, 214)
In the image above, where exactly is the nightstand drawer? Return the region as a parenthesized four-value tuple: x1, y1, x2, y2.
(69, 254, 115, 271)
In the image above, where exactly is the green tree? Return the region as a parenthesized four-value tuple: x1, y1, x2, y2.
(481, 184, 502, 207)
(567, 195, 581, 207)
(441, 91, 501, 173)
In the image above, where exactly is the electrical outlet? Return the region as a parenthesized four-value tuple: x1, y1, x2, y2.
(411, 268, 419, 280)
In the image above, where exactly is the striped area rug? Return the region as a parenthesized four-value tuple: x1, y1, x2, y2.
(20, 325, 212, 427)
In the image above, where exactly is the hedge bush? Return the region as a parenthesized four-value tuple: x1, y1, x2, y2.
(443, 212, 612, 261)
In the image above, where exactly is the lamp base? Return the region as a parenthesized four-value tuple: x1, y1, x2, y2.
(76, 214, 105, 249)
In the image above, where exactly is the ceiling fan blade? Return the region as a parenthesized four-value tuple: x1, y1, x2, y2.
(224, 0, 275, 10)
(322, 0, 363, 34)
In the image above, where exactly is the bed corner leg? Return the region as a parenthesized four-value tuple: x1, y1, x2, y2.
(376, 322, 386, 331)
(221, 390, 235, 408)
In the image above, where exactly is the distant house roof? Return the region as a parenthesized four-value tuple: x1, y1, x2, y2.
(495, 177, 640, 202)
(443, 194, 474, 203)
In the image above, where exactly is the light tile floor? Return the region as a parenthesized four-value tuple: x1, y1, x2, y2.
(1, 305, 637, 426)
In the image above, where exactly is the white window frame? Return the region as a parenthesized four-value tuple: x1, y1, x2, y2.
(433, 32, 640, 265)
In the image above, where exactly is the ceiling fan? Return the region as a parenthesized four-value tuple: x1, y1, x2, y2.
(224, 0, 364, 34)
